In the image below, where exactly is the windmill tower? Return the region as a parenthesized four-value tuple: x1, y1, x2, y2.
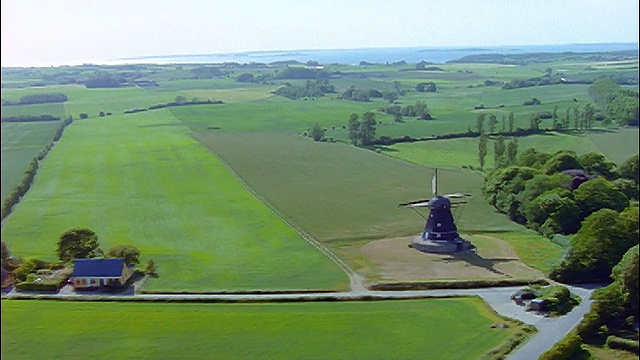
(399, 169, 475, 253)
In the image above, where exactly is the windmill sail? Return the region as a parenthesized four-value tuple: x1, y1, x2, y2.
(432, 174, 437, 195)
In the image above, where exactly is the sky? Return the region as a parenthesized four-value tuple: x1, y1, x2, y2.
(1, 0, 638, 67)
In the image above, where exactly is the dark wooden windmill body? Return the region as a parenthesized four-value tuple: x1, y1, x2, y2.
(399, 169, 475, 253)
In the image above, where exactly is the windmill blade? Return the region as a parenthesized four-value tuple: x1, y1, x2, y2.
(399, 199, 432, 208)
(442, 192, 472, 199)
(450, 201, 468, 207)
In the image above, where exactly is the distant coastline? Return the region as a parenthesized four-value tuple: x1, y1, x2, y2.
(114, 42, 639, 66)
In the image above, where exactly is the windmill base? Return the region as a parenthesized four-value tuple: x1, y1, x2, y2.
(409, 236, 476, 254)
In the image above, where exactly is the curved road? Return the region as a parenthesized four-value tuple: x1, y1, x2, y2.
(6, 281, 600, 360)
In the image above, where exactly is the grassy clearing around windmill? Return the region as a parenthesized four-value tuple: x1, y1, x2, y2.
(0, 110, 348, 292)
(1, 298, 529, 360)
(193, 131, 554, 284)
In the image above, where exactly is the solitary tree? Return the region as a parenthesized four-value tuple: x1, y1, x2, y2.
(57, 228, 102, 262)
(488, 114, 498, 133)
(360, 112, 377, 145)
(508, 112, 515, 133)
(476, 113, 486, 134)
(493, 135, 506, 168)
(347, 113, 360, 145)
(506, 138, 519, 165)
(478, 135, 488, 170)
(383, 91, 398, 103)
(310, 123, 325, 141)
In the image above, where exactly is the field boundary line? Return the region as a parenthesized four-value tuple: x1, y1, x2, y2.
(193, 135, 365, 292)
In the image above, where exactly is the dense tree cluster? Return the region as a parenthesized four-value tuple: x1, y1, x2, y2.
(484, 149, 638, 284)
(276, 66, 328, 80)
(588, 77, 639, 126)
(84, 75, 124, 88)
(483, 150, 637, 237)
(551, 207, 638, 283)
(415, 82, 437, 92)
(380, 101, 430, 119)
(347, 112, 377, 146)
(273, 80, 335, 100)
(107, 245, 141, 265)
(57, 228, 103, 262)
(1, 93, 68, 106)
(340, 86, 383, 102)
(190, 66, 225, 79)
(235, 73, 255, 83)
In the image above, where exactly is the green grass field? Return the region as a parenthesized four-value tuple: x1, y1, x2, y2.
(195, 132, 523, 244)
(380, 130, 638, 171)
(0, 111, 348, 292)
(1, 298, 524, 360)
(1, 121, 63, 201)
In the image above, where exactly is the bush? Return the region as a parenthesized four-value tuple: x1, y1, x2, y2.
(539, 332, 584, 360)
(606, 335, 639, 354)
(14, 280, 62, 292)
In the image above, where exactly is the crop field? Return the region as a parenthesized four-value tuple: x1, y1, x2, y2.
(586, 127, 640, 164)
(1, 121, 63, 200)
(1, 298, 525, 360)
(195, 132, 523, 243)
(0, 110, 348, 292)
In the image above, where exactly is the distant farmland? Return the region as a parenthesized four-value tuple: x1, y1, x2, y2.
(0, 110, 348, 292)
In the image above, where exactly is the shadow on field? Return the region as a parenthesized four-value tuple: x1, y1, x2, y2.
(436, 252, 516, 276)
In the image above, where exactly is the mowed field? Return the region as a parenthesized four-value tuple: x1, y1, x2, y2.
(0, 110, 348, 292)
(1, 298, 525, 360)
(1, 120, 62, 200)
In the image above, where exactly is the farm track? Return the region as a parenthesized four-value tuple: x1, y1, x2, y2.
(194, 135, 365, 292)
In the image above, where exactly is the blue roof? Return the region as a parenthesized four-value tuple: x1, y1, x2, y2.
(71, 258, 125, 277)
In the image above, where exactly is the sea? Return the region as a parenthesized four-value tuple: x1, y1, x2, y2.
(115, 43, 639, 66)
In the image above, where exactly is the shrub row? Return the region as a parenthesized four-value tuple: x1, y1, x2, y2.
(371, 127, 548, 146)
(484, 325, 536, 359)
(124, 99, 224, 114)
(1, 115, 61, 123)
(14, 279, 64, 292)
(606, 335, 639, 354)
(1, 116, 73, 221)
(1, 93, 68, 106)
(369, 278, 549, 291)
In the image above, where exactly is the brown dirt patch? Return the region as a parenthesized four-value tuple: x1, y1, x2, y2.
(360, 235, 544, 282)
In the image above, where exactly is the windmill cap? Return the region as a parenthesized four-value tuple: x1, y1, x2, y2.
(430, 196, 453, 208)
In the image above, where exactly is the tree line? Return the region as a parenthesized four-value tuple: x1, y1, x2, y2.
(1, 93, 68, 106)
(273, 79, 336, 100)
(482, 150, 638, 283)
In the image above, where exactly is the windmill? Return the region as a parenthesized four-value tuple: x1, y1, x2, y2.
(399, 169, 476, 253)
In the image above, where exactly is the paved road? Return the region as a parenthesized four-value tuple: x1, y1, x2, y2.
(5, 282, 600, 360)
